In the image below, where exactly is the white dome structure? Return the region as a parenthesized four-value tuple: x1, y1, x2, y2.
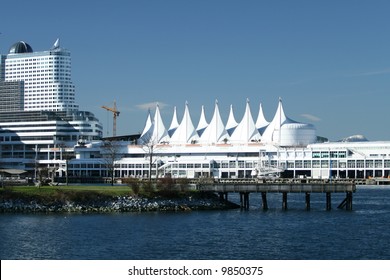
(279, 123, 316, 146)
(261, 98, 316, 146)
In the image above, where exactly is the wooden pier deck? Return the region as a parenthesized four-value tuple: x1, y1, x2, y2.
(194, 178, 357, 211)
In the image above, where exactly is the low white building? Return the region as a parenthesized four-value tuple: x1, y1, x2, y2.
(69, 99, 390, 181)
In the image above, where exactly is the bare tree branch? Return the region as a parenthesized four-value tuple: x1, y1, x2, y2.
(101, 140, 123, 185)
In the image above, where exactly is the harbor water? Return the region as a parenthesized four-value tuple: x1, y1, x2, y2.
(1, 186, 390, 260)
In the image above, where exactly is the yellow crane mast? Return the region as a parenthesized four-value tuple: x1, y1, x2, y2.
(102, 100, 120, 137)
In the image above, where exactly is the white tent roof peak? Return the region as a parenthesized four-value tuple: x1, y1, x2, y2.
(275, 98, 289, 124)
(140, 110, 152, 137)
(199, 101, 229, 144)
(261, 98, 295, 144)
(256, 102, 269, 133)
(170, 102, 199, 144)
(152, 103, 169, 143)
(168, 106, 179, 136)
(139, 104, 169, 144)
(229, 100, 260, 143)
(196, 105, 209, 136)
(226, 104, 238, 135)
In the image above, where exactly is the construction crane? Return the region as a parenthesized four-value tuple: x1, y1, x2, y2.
(102, 100, 120, 137)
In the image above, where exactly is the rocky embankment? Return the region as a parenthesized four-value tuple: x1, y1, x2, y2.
(0, 193, 239, 213)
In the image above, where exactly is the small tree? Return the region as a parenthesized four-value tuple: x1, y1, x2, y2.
(36, 166, 49, 188)
(140, 134, 161, 183)
(101, 140, 123, 186)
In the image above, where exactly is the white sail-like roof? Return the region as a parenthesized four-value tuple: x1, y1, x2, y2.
(255, 103, 269, 135)
(139, 110, 153, 144)
(226, 104, 238, 136)
(138, 98, 315, 146)
(139, 104, 169, 144)
(168, 106, 179, 137)
(196, 105, 208, 136)
(199, 100, 229, 144)
(152, 104, 169, 143)
(262, 98, 289, 144)
(229, 99, 260, 143)
(170, 102, 199, 144)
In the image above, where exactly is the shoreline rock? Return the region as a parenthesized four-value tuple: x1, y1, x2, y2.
(0, 195, 239, 213)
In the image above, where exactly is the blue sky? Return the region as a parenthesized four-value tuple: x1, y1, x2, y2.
(1, 0, 390, 141)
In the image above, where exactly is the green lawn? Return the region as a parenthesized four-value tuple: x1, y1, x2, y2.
(0, 185, 134, 200)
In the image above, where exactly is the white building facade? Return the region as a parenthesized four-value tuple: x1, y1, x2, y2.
(69, 99, 390, 182)
(4, 40, 78, 111)
(0, 40, 101, 178)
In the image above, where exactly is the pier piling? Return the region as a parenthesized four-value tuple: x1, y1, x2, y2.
(240, 192, 250, 210)
(282, 192, 288, 210)
(261, 192, 268, 210)
(326, 192, 332, 211)
(219, 192, 228, 202)
(305, 192, 310, 210)
(346, 191, 353, 210)
(337, 191, 353, 210)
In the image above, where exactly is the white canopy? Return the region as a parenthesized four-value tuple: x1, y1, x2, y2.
(170, 102, 199, 144)
(139, 104, 168, 144)
(168, 106, 179, 137)
(262, 98, 289, 144)
(229, 99, 260, 143)
(137, 98, 316, 146)
(226, 104, 238, 136)
(199, 100, 229, 144)
(255, 103, 269, 135)
(139, 110, 153, 144)
(196, 105, 209, 137)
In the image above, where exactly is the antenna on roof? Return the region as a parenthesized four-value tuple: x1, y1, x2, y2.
(52, 38, 60, 50)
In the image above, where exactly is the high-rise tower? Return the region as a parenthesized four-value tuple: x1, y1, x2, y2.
(3, 39, 79, 111)
(0, 39, 102, 174)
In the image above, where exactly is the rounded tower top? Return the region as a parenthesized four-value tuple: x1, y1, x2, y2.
(9, 41, 33, 54)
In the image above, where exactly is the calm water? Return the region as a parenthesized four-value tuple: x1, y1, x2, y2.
(1, 186, 390, 260)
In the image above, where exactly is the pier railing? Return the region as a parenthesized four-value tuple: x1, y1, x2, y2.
(191, 177, 357, 211)
(196, 183, 356, 193)
(192, 177, 357, 193)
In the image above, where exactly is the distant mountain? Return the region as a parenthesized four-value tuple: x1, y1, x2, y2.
(341, 135, 368, 142)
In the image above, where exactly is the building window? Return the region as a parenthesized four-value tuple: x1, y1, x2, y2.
(295, 161, 303, 168)
(321, 152, 329, 158)
(321, 160, 329, 168)
(366, 160, 374, 168)
(312, 151, 320, 158)
(338, 151, 346, 158)
(312, 160, 320, 168)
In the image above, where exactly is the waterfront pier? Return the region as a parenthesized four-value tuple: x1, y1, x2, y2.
(195, 178, 356, 211)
